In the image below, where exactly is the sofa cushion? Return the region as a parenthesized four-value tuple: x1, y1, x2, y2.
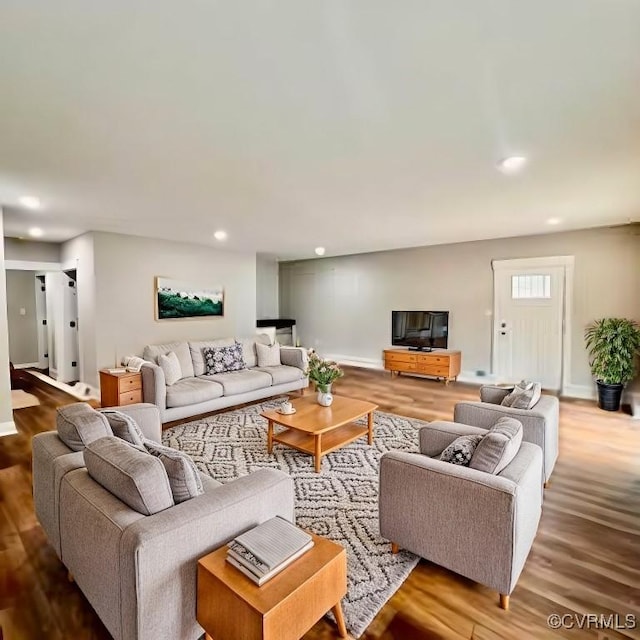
(57, 403, 113, 452)
(158, 351, 183, 386)
(501, 380, 542, 409)
(99, 409, 146, 447)
(143, 341, 195, 379)
(144, 441, 203, 504)
(256, 342, 281, 368)
(439, 434, 484, 466)
(255, 364, 305, 386)
(84, 437, 174, 515)
(203, 369, 273, 395)
(469, 417, 523, 475)
(203, 342, 246, 374)
(166, 377, 224, 408)
(189, 338, 235, 376)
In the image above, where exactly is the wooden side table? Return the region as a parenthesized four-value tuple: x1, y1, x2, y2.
(99, 369, 143, 407)
(197, 533, 347, 640)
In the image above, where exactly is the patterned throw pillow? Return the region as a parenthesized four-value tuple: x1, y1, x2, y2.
(439, 434, 484, 466)
(202, 342, 246, 374)
(501, 380, 542, 409)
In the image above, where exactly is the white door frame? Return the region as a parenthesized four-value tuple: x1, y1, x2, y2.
(492, 256, 575, 394)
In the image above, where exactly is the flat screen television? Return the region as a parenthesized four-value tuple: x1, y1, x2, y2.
(392, 310, 449, 351)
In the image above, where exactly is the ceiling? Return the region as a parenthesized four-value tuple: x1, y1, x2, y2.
(1, 1, 639, 260)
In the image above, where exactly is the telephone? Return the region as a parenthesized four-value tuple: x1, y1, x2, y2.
(122, 356, 146, 372)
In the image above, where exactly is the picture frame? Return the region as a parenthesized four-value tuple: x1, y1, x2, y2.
(155, 277, 224, 320)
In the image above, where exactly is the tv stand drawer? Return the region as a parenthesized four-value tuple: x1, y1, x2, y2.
(385, 352, 418, 364)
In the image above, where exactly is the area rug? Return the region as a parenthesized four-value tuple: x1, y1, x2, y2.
(163, 397, 425, 638)
(11, 389, 40, 410)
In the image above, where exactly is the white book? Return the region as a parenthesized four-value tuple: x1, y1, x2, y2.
(226, 539, 314, 586)
(233, 516, 313, 570)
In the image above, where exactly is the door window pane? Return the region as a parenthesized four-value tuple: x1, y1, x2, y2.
(511, 275, 551, 299)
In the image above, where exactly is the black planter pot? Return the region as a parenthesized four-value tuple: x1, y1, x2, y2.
(596, 381, 624, 411)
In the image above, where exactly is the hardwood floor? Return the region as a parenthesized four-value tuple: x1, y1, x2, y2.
(1, 368, 638, 639)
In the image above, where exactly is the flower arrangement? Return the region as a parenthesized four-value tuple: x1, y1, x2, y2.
(306, 350, 344, 393)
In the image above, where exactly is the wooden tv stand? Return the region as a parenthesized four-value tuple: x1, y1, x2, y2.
(383, 348, 461, 385)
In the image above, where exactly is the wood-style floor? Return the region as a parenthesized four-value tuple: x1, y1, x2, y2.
(1, 368, 638, 639)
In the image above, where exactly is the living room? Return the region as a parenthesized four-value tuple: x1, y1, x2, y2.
(1, 2, 640, 639)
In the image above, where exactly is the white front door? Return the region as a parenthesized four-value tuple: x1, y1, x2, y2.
(493, 258, 569, 390)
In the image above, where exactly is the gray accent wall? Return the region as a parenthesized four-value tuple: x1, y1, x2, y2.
(0, 210, 16, 434)
(5, 270, 39, 364)
(280, 226, 640, 391)
(62, 231, 257, 388)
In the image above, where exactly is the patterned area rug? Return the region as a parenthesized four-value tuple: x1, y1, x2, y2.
(163, 397, 424, 638)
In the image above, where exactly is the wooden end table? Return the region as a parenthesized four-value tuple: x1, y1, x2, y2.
(261, 395, 378, 473)
(197, 533, 347, 640)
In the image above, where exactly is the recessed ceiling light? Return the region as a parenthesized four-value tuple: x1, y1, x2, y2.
(19, 196, 42, 210)
(497, 156, 527, 174)
(28, 227, 44, 238)
(315, 247, 326, 256)
(213, 230, 228, 241)
(546, 217, 562, 225)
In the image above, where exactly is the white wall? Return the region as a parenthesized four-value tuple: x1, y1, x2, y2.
(0, 210, 17, 435)
(6, 270, 39, 364)
(90, 232, 256, 385)
(4, 237, 61, 263)
(280, 226, 640, 392)
(256, 253, 279, 319)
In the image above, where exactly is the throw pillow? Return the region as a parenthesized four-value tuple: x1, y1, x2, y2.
(439, 434, 484, 466)
(469, 417, 523, 474)
(99, 409, 146, 447)
(256, 342, 281, 368)
(84, 436, 174, 515)
(144, 441, 203, 504)
(202, 342, 246, 374)
(158, 351, 182, 386)
(57, 403, 113, 451)
(500, 380, 541, 409)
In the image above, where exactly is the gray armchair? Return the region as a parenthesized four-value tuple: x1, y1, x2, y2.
(379, 421, 543, 609)
(454, 385, 559, 484)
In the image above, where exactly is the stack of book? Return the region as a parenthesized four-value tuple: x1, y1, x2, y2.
(226, 516, 314, 586)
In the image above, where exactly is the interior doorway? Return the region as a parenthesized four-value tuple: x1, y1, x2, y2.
(492, 256, 574, 392)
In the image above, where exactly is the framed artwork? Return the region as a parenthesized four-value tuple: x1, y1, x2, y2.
(155, 277, 224, 320)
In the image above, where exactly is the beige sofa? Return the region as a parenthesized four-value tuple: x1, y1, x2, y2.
(141, 336, 309, 423)
(32, 402, 295, 640)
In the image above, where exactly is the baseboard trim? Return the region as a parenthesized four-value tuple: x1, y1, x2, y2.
(325, 354, 385, 370)
(14, 362, 39, 369)
(562, 384, 596, 400)
(0, 420, 18, 437)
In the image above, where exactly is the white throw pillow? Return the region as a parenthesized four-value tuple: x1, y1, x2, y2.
(158, 351, 182, 386)
(256, 342, 281, 367)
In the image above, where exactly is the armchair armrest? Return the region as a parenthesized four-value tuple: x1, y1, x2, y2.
(280, 346, 309, 371)
(418, 421, 488, 457)
(480, 385, 511, 404)
(454, 401, 544, 430)
(106, 403, 162, 443)
(141, 362, 167, 411)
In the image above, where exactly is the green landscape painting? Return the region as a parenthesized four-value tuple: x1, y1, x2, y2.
(156, 277, 224, 319)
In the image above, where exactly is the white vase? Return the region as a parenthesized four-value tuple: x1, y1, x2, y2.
(316, 383, 333, 407)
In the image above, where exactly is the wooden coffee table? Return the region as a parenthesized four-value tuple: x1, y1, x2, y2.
(197, 533, 347, 640)
(261, 395, 378, 473)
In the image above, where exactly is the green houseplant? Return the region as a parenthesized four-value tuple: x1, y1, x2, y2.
(584, 318, 640, 411)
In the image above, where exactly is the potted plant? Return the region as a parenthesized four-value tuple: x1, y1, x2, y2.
(306, 350, 344, 406)
(584, 318, 640, 411)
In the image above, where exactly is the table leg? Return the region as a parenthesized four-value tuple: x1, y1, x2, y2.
(367, 411, 374, 445)
(332, 602, 347, 638)
(314, 435, 322, 473)
(267, 420, 274, 454)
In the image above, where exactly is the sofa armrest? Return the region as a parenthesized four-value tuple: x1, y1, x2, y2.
(101, 403, 162, 443)
(119, 468, 295, 639)
(379, 451, 520, 595)
(141, 362, 167, 411)
(418, 421, 488, 457)
(480, 385, 511, 404)
(279, 346, 308, 371)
